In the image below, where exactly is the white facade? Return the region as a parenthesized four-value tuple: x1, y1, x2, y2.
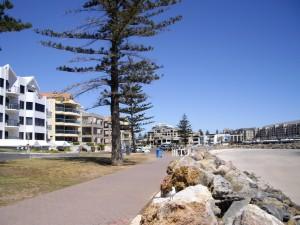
(0, 65, 47, 147)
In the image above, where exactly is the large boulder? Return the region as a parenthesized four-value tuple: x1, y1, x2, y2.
(210, 175, 233, 199)
(172, 166, 213, 192)
(166, 156, 200, 175)
(232, 204, 284, 225)
(224, 169, 256, 194)
(141, 185, 218, 225)
(190, 150, 206, 161)
(160, 175, 173, 197)
(198, 158, 218, 173)
(215, 161, 236, 176)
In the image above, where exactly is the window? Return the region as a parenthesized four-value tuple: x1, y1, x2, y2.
(19, 132, 24, 139)
(20, 85, 25, 94)
(26, 117, 33, 125)
(0, 113, 2, 122)
(5, 80, 9, 90)
(0, 96, 3, 105)
(35, 133, 45, 140)
(0, 78, 3, 88)
(19, 116, 24, 125)
(35, 103, 45, 112)
(26, 132, 32, 140)
(0, 130, 2, 139)
(35, 118, 45, 127)
(20, 101, 24, 109)
(26, 102, 33, 110)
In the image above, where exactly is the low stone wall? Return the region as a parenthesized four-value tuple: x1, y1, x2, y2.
(137, 149, 300, 225)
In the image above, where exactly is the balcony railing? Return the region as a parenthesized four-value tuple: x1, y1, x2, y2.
(56, 118, 80, 124)
(6, 136, 19, 139)
(6, 86, 19, 94)
(5, 119, 19, 127)
(6, 103, 19, 110)
(56, 107, 80, 114)
(82, 120, 103, 126)
(47, 111, 52, 117)
(56, 130, 79, 134)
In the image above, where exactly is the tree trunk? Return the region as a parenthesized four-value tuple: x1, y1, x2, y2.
(131, 125, 136, 153)
(110, 38, 122, 166)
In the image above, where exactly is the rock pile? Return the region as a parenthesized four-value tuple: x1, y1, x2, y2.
(139, 149, 300, 225)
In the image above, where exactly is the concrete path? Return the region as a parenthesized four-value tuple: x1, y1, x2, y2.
(212, 148, 300, 205)
(0, 154, 172, 225)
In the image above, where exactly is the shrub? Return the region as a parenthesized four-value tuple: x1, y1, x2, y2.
(86, 142, 95, 147)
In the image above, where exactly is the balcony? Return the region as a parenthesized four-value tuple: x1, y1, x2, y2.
(47, 111, 52, 117)
(56, 107, 80, 114)
(6, 103, 19, 110)
(56, 130, 79, 135)
(5, 119, 19, 127)
(6, 136, 19, 139)
(6, 86, 19, 95)
(56, 118, 80, 123)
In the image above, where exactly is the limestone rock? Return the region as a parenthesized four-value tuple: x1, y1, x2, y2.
(223, 198, 251, 225)
(160, 175, 173, 197)
(166, 156, 200, 175)
(224, 169, 255, 194)
(190, 150, 206, 161)
(215, 161, 236, 176)
(232, 204, 284, 225)
(199, 158, 218, 173)
(172, 166, 213, 192)
(130, 215, 141, 225)
(141, 185, 218, 225)
(211, 175, 233, 199)
(167, 159, 179, 175)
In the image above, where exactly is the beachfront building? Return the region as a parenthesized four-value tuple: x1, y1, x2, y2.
(242, 128, 257, 142)
(146, 123, 180, 145)
(192, 132, 204, 145)
(255, 120, 300, 142)
(80, 112, 104, 145)
(101, 117, 131, 151)
(42, 93, 81, 144)
(0, 64, 47, 147)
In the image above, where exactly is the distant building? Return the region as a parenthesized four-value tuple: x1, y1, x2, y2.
(192, 132, 204, 145)
(255, 120, 300, 142)
(80, 112, 104, 145)
(101, 117, 131, 151)
(0, 65, 47, 147)
(146, 123, 180, 145)
(242, 128, 256, 142)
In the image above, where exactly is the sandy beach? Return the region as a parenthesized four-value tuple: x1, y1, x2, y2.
(211, 148, 300, 205)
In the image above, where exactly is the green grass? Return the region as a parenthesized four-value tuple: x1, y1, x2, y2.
(0, 152, 154, 206)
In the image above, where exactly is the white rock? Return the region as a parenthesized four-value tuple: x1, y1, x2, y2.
(141, 184, 218, 225)
(130, 215, 141, 225)
(233, 204, 284, 225)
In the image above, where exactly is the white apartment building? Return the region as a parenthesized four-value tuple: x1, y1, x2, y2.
(0, 65, 47, 147)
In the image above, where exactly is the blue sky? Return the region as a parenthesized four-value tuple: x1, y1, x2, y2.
(0, 0, 300, 132)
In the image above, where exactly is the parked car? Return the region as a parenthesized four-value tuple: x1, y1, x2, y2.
(160, 144, 172, 151)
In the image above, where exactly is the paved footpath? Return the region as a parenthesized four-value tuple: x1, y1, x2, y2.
(0, 154, 172, 225)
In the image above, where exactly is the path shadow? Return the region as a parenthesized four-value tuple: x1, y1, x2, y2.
(45, 156, 138, 166)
